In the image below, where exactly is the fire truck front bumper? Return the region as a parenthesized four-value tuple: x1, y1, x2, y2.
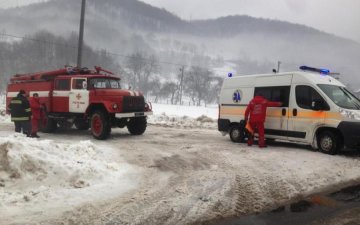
(115, 111, 153, 118)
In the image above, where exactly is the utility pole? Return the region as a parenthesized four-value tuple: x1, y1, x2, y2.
(179, 66, 185, 105)
(77, 0, 86, 68)
(277, 61, 281, 73)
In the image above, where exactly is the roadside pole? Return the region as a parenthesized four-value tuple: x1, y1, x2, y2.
(77, 0, 86, 68)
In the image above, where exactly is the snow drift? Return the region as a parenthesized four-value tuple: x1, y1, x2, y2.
(0, 134, 139, 224)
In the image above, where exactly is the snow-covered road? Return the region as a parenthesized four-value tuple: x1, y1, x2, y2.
(1, 121, 359, 225)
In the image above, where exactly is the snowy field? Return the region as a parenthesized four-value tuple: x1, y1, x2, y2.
(0, 101, 360, 224)
(148, 103, 217, 129)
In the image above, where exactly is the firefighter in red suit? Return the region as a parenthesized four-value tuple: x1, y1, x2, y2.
(30, 93, 42, 138)
(245, 94, 282, 148)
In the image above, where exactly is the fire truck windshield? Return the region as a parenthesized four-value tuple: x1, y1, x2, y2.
(90, 78, 121, 89)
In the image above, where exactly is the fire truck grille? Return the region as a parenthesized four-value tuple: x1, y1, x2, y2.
(122, 96, 145, 112)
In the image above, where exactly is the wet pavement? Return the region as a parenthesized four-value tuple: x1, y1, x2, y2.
(210, 185, 360, 225)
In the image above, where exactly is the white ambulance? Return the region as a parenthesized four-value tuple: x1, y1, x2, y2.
(218, 66, 360, 154)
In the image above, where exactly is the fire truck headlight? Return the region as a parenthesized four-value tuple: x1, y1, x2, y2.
(112, 103, 118, 110)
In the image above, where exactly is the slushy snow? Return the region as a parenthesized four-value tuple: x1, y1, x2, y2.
(1, 100, 360, 225)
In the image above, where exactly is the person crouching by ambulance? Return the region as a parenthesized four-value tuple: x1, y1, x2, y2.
(30, 93, 42, 138)
(244, 93, 282, 148)
(8, 89, 32, 136)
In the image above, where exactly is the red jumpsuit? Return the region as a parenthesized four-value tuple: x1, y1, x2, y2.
(30, 97, 42, 137)
(245, 96, 282, 147)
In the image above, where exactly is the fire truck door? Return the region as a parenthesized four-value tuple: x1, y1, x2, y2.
(69, 78, 89, 113)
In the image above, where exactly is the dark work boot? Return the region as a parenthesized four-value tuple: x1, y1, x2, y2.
(31, 133, 40, 138)
(247, 136, 254, 146)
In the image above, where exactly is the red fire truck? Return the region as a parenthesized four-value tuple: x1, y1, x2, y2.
(6, 66, 152, 140)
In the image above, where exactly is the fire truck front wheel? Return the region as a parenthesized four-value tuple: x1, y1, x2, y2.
(90, 110, 111, 140)
(127, 117, 147, 135)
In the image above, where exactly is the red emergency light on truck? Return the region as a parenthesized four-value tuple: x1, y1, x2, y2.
(6, 66, 152, 140)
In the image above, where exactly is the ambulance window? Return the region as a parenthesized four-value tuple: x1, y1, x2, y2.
(55, 79, 70, 90)
(255, 88, 272, 100)
(296, 85, 328, 110)
(254, 86, 290, 107)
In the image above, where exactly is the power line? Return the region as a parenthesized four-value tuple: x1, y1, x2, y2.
(0, 33, 77, 49)
(0, 32, 233, 75)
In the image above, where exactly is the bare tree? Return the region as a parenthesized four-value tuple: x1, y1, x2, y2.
(148, 77, 161, 103)
(184, 66, 214, 106)
(205, 76, 223, 105)
(126, 52, 159, 97)
(160, 81, 178, 104)
(0, 31, 121, 93)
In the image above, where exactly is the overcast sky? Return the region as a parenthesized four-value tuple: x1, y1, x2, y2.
(1, 0, 359, 43)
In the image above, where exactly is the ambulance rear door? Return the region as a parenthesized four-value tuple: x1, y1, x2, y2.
(255, 74, 292, 140)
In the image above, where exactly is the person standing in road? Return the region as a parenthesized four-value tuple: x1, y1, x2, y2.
(30, 93, 42, 138)
(245, 93, 282, 148)
(8, 89, 32, 136)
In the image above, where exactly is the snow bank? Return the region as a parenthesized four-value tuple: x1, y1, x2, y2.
(0, 102, 219, 127)
(148, 113, 217, 129)
(0, 134, 139, 224)
(0, 104, 10, 123)
(148, 103, 218, 129)
(151, 103, 218, 119)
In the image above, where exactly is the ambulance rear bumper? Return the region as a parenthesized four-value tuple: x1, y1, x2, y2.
(115, 111, 153, 118)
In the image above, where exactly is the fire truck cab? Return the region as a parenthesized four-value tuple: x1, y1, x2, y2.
(6, 66, 152, 140)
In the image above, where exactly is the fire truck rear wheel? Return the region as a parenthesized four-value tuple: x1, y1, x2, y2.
(90, 110, 111, 140)
(127, 117, 147, 135)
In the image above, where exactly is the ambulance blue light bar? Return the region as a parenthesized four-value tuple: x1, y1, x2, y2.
(299, 66, 330, 75)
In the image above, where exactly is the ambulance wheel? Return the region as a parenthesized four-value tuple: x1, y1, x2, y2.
(317, 131, 341, 155)
(127, 117, 147, 135)
(230, 125, 245, 143)
(74, 120, 89, 130)
(90, 110, 111, 140)
(41, 117, 57, 133)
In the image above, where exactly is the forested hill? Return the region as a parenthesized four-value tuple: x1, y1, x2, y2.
(1, 0, 360, 90)
(0, 0, 346, 40)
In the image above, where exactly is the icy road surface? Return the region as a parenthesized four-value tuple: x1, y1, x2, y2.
(0, 120, 359, 225)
